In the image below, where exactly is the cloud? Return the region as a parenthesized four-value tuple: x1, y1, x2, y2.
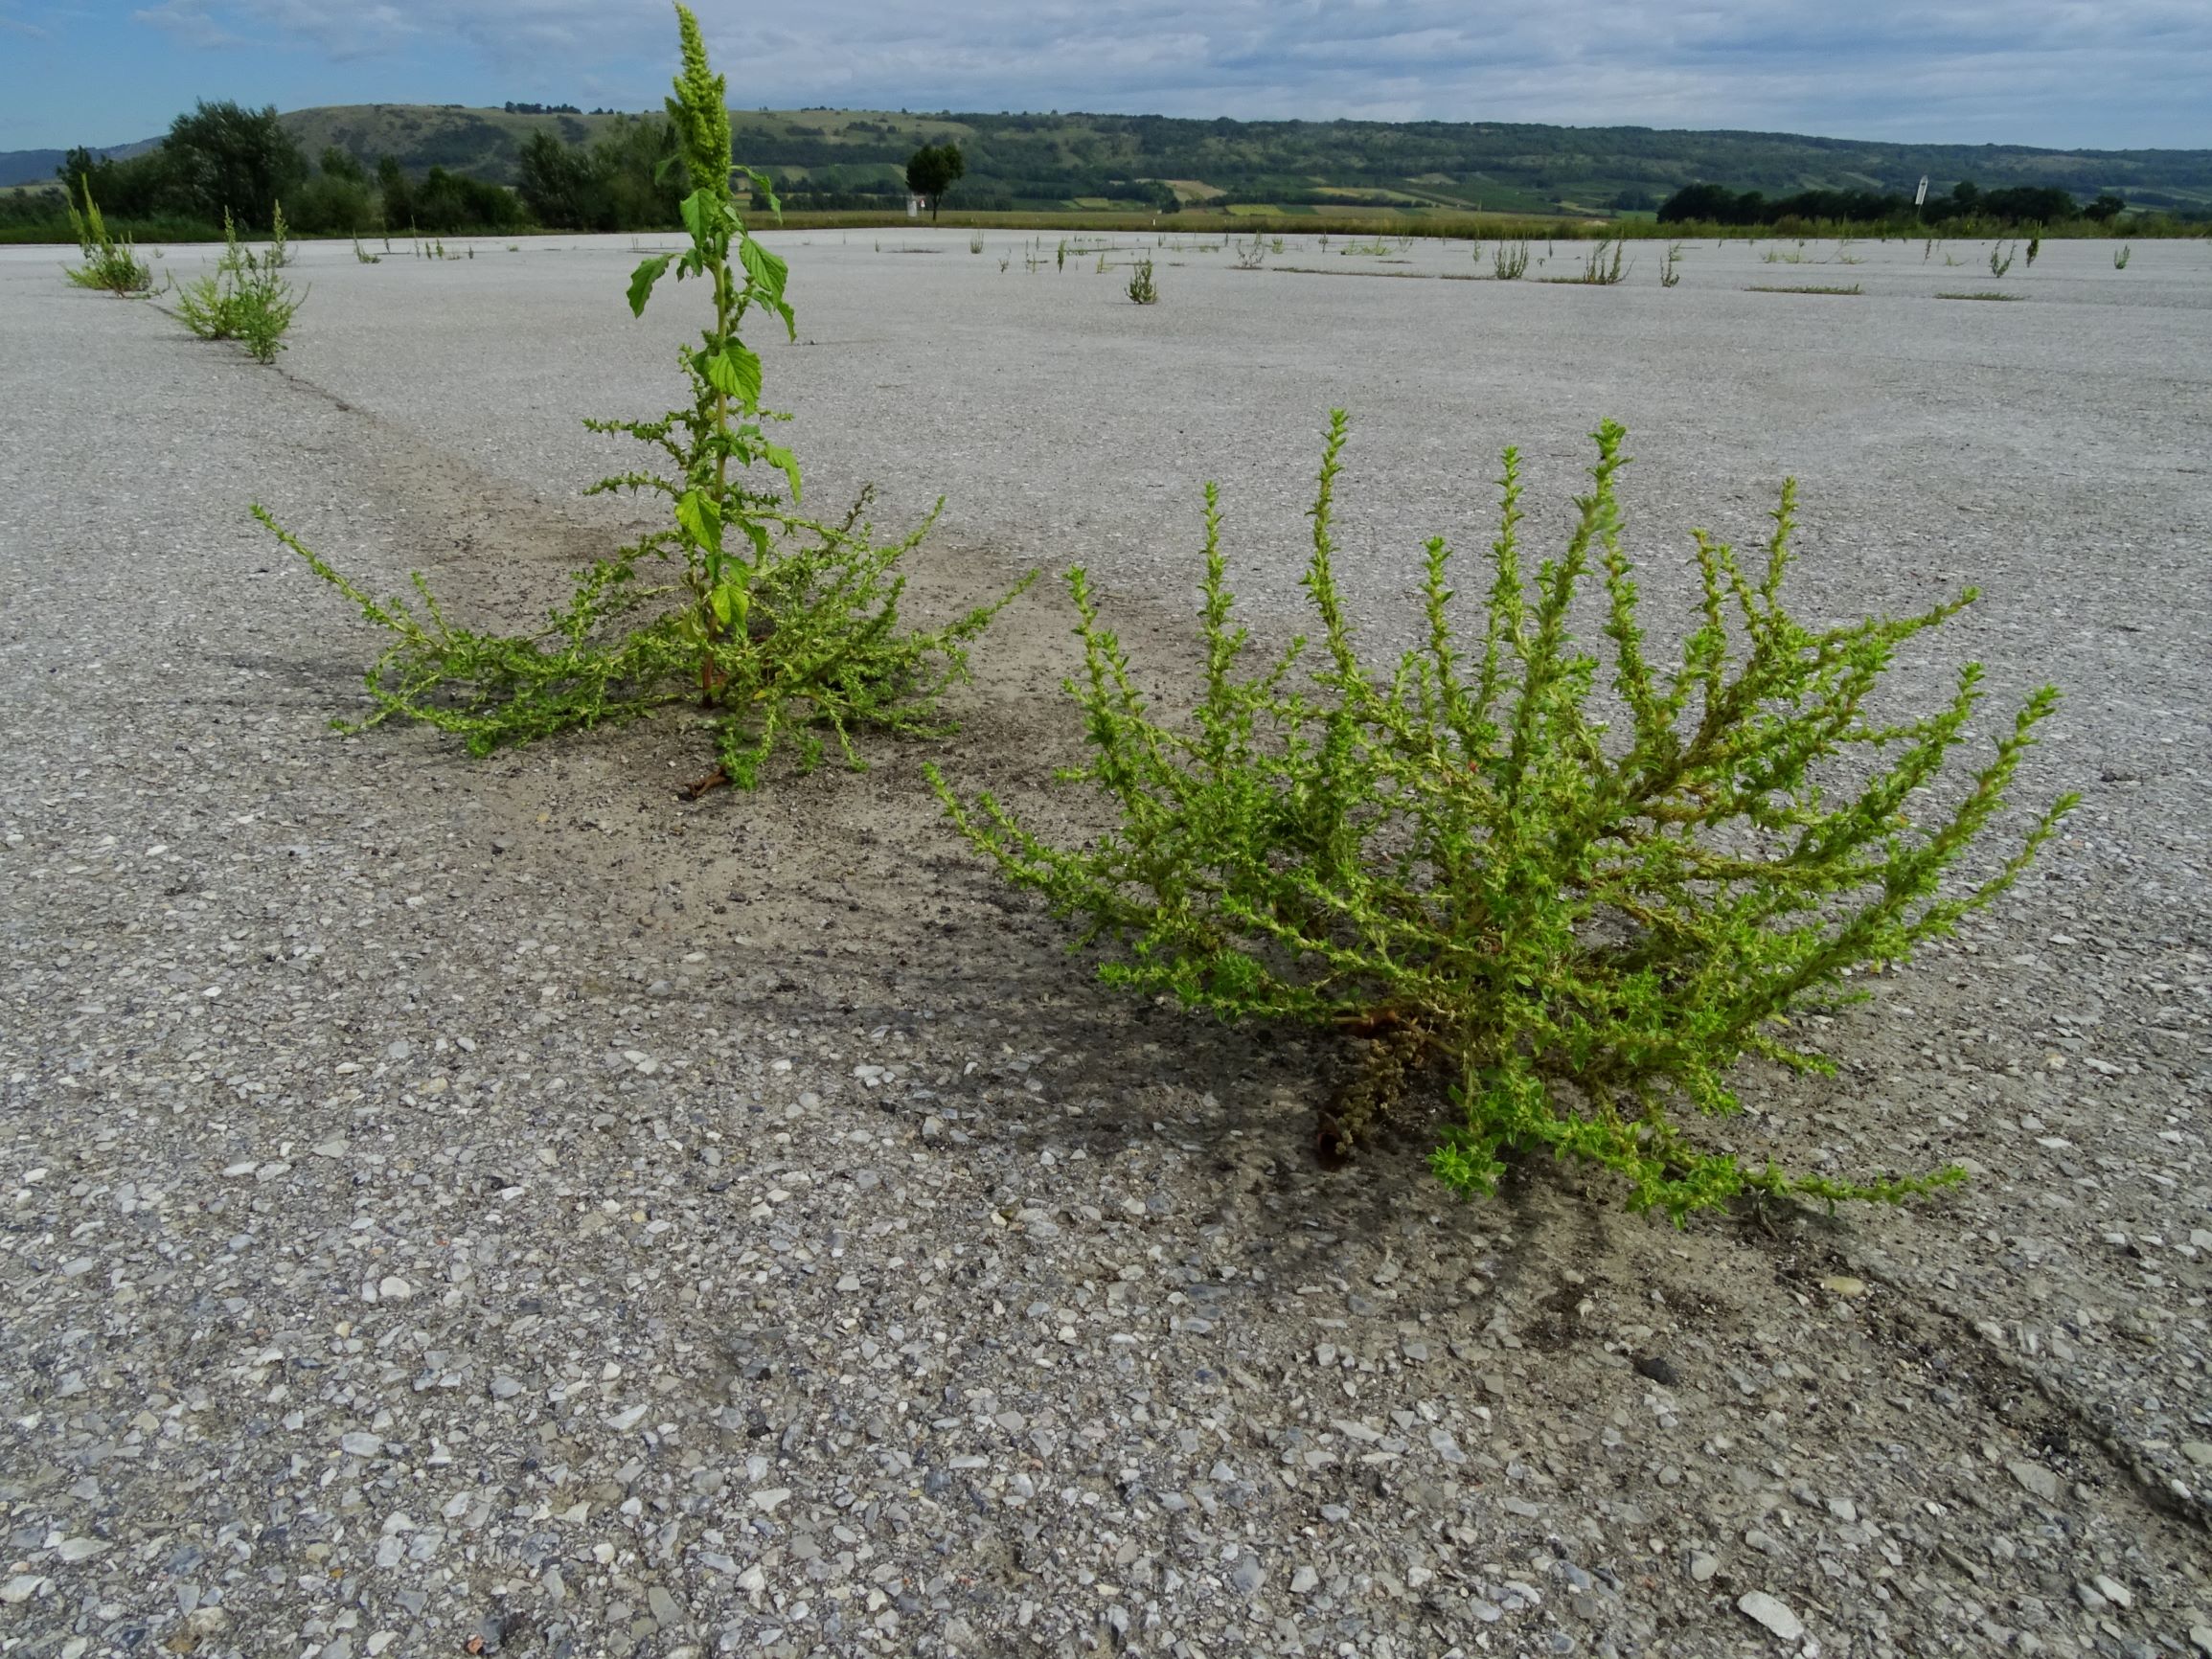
(103, 0, 2212, 146)
(130, 0, 242, 48)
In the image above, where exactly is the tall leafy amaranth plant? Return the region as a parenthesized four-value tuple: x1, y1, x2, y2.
(261, 3, 1029, 791)
(64, 182, 151, 296)
(589, 1, 802, 712)
(934, 416, 2075, 1220)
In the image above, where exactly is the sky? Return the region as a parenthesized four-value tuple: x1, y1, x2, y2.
(2, 0, 2208, 154)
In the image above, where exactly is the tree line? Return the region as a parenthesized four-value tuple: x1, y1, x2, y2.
(1657, 179, 2129, 230)
(2, 100, 531, 239)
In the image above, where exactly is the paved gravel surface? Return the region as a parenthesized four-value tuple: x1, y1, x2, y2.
(2, 231, 2209, 1659)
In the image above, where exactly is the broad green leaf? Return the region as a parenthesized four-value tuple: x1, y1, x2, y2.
(738, 166, 782, 217)
(739, 238, 788, 303)
(627, 253, 673, 316)
(679, 190, 711, 247)
(764, 442, 802, 502)
(675, 488, 722, 557)
(709, 344, 764, 412)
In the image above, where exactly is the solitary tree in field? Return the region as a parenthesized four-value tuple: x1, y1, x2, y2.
(905, 141, 965, 221)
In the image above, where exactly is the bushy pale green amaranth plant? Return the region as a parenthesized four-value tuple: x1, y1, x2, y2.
(64, 182, 151, 296)
(933, 415, 2075, 1220)
(262, 5, 1029, 792)
(175, 204, 306, 362)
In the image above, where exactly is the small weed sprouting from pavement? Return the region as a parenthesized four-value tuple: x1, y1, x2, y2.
(1745, 283, 1862, 296)
(64, 182, 152, 295)
(1057, 239, 1067, 271)
(2114, 244, 2132, 269)
(2025, 234, 2041, 268)
(1660, 243, 1683, 287)
(1936, 291, 2026, 302)
(1492, 239, 1529, 280)
(1233, 232, 1268, 270)
(969, 232, 984, 254)
(1127, 256, 1158, 304)
(1543, 238, 1626, 284)
(932, 414, 2074, 1220)
(175, 205, 307, 363)
(353, 238, 381, 264)
(262, 5, 1031, 795)
(1990, 241, 2016, 278)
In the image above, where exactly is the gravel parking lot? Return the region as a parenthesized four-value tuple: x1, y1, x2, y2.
(2, 228, 2209, 1659)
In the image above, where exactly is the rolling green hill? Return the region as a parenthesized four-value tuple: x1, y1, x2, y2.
(274, 104, 2212, 217)
(11, 102, 2211, 218)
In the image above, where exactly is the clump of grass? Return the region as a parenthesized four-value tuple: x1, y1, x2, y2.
(64, 181, 152, 295)
(1127, 255, 1158, 304)
(1745, 283, 1862, 295)
(1934, 290, 2025, 302)
(261, 3, 1031, 795)
(174, 204, 307, 362)
(932, 414, 2073, 1220)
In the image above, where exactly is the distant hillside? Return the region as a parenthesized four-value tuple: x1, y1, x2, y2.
(0, 137, 155, 190)
(8, 103, 2210, 216)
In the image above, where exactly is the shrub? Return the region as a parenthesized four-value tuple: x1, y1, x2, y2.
(64, 182, 152, 295)
(1127, 255, 1158, 304)
(173, 203, 307, 362)
(262, 4, 1029, 794)
(932, 415, 2074, 1220)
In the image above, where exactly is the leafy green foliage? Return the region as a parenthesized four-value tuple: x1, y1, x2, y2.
(63, 181, 151, 295)
(1126, 255, 1158, 304)
(933, 415, 2075, 1220)
(173, 204, 307, 362)
(1492, 239, 1529, 280)
(163, 100, 307, 227)
(2113, 242, 2132, 268)
(903, 142, 966, 220)
(1663, 179, 2092, 231)
(263, 3, 1030, 791)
